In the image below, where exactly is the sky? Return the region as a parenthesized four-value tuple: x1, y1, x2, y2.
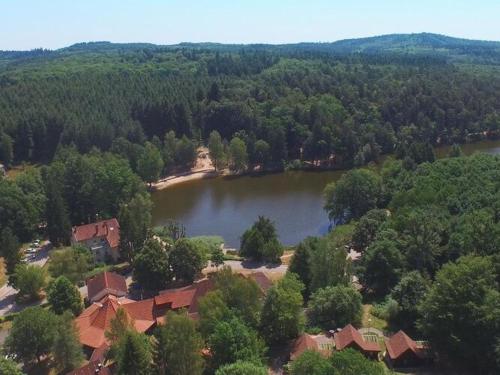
(1, 0, 500, 50)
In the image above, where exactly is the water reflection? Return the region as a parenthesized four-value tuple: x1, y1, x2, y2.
(152, 140, 500, 248)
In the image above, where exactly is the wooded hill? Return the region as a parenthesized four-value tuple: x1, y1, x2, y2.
(1, 33, 500, 172)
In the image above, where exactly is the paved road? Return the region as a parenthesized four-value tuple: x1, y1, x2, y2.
(0, 247, 50, 317)
(204, 259, 288, 276)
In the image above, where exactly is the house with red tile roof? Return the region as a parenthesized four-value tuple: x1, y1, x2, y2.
(384, 330, 432, 368)
(86, 271, 127, 303)
(74, 294, 156, 351)
(334, 324, 381, 359)
(290, 333, 331, 361)
(155, 278, 215, 322)
(71, 218, 120, 263)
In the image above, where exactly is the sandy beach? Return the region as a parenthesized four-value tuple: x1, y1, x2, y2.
(151, 146, 232, 190)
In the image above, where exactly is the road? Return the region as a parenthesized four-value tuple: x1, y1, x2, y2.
(0, 247, 50, 317)
(204, 259, 288, 278)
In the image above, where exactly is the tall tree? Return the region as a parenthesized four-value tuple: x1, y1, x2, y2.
(116, 331, 152, 375)
(48, 247, 91, 284)
(137, 142, 164, 185)
(290, 350, 332, 375)
(260, 273, 304, 345)
(10, 264, 47, 301)
(43, 163, 71, 246)
(52, 312, 84, 373)
(0, 227, 20, 274)
(0, 132, 14, 167)
(213, 267, 263, 328)
(170, 238, 206, 283)
(208, 130, 226, 171)
(198, 290, 234, 339)
(133, 237, 171, 291)
(307, 286, 362, 330)
(5, 307, 58, 365)
(228, 137, 248, 172)
(153, 311, 204, 375)
(208, 316, 266, 369)
(324, 169, 381, 222)
(418, 256, 500, 372)
(118, 193, 153, 261)
(240, 216, 283, 262)
(361, 238, 404, 296)
(47, 276, 83, 315)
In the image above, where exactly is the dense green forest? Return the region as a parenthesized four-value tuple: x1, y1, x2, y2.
(318, 152, 500, 373)
(1, 33, 500, 175)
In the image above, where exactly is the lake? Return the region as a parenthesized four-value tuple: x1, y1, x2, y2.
(152, 140, 500, 248)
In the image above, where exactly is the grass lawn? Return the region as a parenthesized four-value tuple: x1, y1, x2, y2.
(362, 304, 388, 331)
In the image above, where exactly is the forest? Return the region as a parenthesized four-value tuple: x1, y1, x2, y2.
(2, 33, 500, 374)
(1, 33, 500, 177)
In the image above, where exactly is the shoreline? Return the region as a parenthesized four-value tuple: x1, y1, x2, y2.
(150, 138, 500, 191)
(151, 168, 237, 190)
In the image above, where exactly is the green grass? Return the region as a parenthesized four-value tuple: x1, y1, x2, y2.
(362, 304, 388, 331)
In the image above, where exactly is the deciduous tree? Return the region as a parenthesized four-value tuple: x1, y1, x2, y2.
(260, 273, 304, 345)
(153, 311, 204, 375)
(47, 276, 83, 315)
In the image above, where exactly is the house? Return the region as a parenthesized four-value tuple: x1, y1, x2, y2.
(384, 330, 432, 368)
(155, 278, 215, 322)
(74, 294, 156, 352)
(290, 333, 331, 361)
(71, 219, 120, 263)
(86, 271, 127, 303)
(334, 324, 381, 359)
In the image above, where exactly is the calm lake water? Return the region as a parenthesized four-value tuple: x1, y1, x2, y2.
(152, 140, 500, 248)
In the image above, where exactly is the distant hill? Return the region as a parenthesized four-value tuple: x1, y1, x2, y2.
(2, 33, 500, 67)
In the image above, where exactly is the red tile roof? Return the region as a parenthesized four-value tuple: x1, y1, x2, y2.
(66, 361, 111, 375)
(334, 324, 380, 353)
(290, 334, 321, 360)
(156, 278, 215, 316)
(72, 218, 120, 249)
(86, 272, 127, 302)
(75, 295, 155, 349)
(385, 330, 427, 360)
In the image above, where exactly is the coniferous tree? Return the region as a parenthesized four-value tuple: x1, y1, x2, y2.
(0, 227, 20, 274)
(116, 331, 152, 375)
(43, 163, 71, 246)
(52, 312, 84, 373)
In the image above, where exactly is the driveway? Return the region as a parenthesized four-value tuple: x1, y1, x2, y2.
(0, 247, 51, 317)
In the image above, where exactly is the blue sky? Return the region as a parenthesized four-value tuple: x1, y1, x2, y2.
(2, 0, 500, 50)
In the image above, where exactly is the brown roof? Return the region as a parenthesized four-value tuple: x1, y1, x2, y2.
(248, 272, 273, 293)
(334, 324, 380, 353)
(75, 295, 155, 349)
(290, 334, 320, 360)
(72, 218, 120, 249)
(156, 278, 215, 315)
(66, 361, 111, 375)
(87, 272, 127, 301)
(385, 331, 427, 360)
